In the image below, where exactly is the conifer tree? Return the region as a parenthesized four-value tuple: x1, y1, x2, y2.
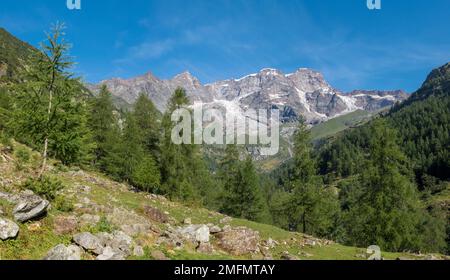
(132, 93, 160, 157)
(159, 87, 199, 201)
(219, 146, 266, 222)
(344, 120, 434, 251)
(10, 23, 93, 172)
(89, 85, 116, 167)
(273, 119, 339, 237)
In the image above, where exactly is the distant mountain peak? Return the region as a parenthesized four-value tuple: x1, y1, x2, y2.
(89, 67, 408, 123)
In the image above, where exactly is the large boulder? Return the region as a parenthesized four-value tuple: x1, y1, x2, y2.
(13, 194, 50, 223)
(216, 227, 260, 256)
(44, 244, 81, 260)
(73, 232, 103, 255)
(177, 225, 210, 243)
(0, 218, 19, 240)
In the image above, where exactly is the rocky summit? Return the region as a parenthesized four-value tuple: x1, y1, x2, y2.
(89, 68, 408, 124)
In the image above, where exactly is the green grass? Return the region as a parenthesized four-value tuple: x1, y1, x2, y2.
(310, 110, 371, 140)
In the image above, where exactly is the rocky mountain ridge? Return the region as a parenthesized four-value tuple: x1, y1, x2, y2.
(90, 68, 408, 123)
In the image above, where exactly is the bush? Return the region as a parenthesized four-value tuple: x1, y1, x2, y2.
(22, 176, 64, 201)
(94, 216, 115, 233)
(53, 196, 74, 212)
(14, 146, 31, 170)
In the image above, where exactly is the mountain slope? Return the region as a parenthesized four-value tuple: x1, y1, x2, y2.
(318, 62, 450, 181)
(0, 141, 443, 260)
(0, 28, 37, 81)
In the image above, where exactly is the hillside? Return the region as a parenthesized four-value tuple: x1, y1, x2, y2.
(310, 110, 372, 141)
(0, 28, 37, 81)
(0, 141, 443, 260)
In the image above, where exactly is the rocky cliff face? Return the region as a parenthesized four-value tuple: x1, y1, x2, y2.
(89, 68, 408, 123)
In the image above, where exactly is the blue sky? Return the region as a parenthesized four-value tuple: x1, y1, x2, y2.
(1, 0, 449, 92)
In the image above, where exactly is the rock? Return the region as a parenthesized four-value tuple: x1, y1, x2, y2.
(266, 238, 277, 248)
(197, 242, 214, 254)
(54, 215, 78, 235)
(13, 194, 50, 223)
(209, 225, 222, 234)
(183, 218, 192, 225)
(222, 225, 232, 232)
(143, 206, 169, 223)
(79, 214, 100, 227)
(0, 218, 19, 240)
(260, 247, 273, 260)
(44, 244, 81, 260)
(96, 246, 125, 260)
(95, 231, 133, 257)
(107, 207, 151, 236)
(216, 227, 260, 256)
(177, 225, 210, 243)
(157, 229, 185, 249)
(304, 238, 317, 247)
(96, 232, 114, 247)
(73, 232, 103, 255)
(424, 254, 440, 260)
(76, 185, 91, 194)
(133, 246, 145, 257)
(110, 231, 133, 256)
(281, 251, 300, 260)
(195, 225, 210, 243)
(220, 216, 232, 224)
(151, 250, 169, 260)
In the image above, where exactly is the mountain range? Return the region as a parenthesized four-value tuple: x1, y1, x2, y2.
(89, 68, 408, 124)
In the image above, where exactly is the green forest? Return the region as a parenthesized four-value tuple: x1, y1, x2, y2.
(0, 25, 448, 255)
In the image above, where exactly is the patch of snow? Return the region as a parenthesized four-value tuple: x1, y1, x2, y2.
(295, 87, 311, 112)
(352, 94, 396, 101)
(234, 73, 258, 82)
(338, 95, 359, 112)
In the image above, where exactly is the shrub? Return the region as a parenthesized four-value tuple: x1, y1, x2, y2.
(22, 176, 64, 201)
(53, 196, 74, 212)
(14, 146, 31, 170)
(94, 216, 115, 233)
